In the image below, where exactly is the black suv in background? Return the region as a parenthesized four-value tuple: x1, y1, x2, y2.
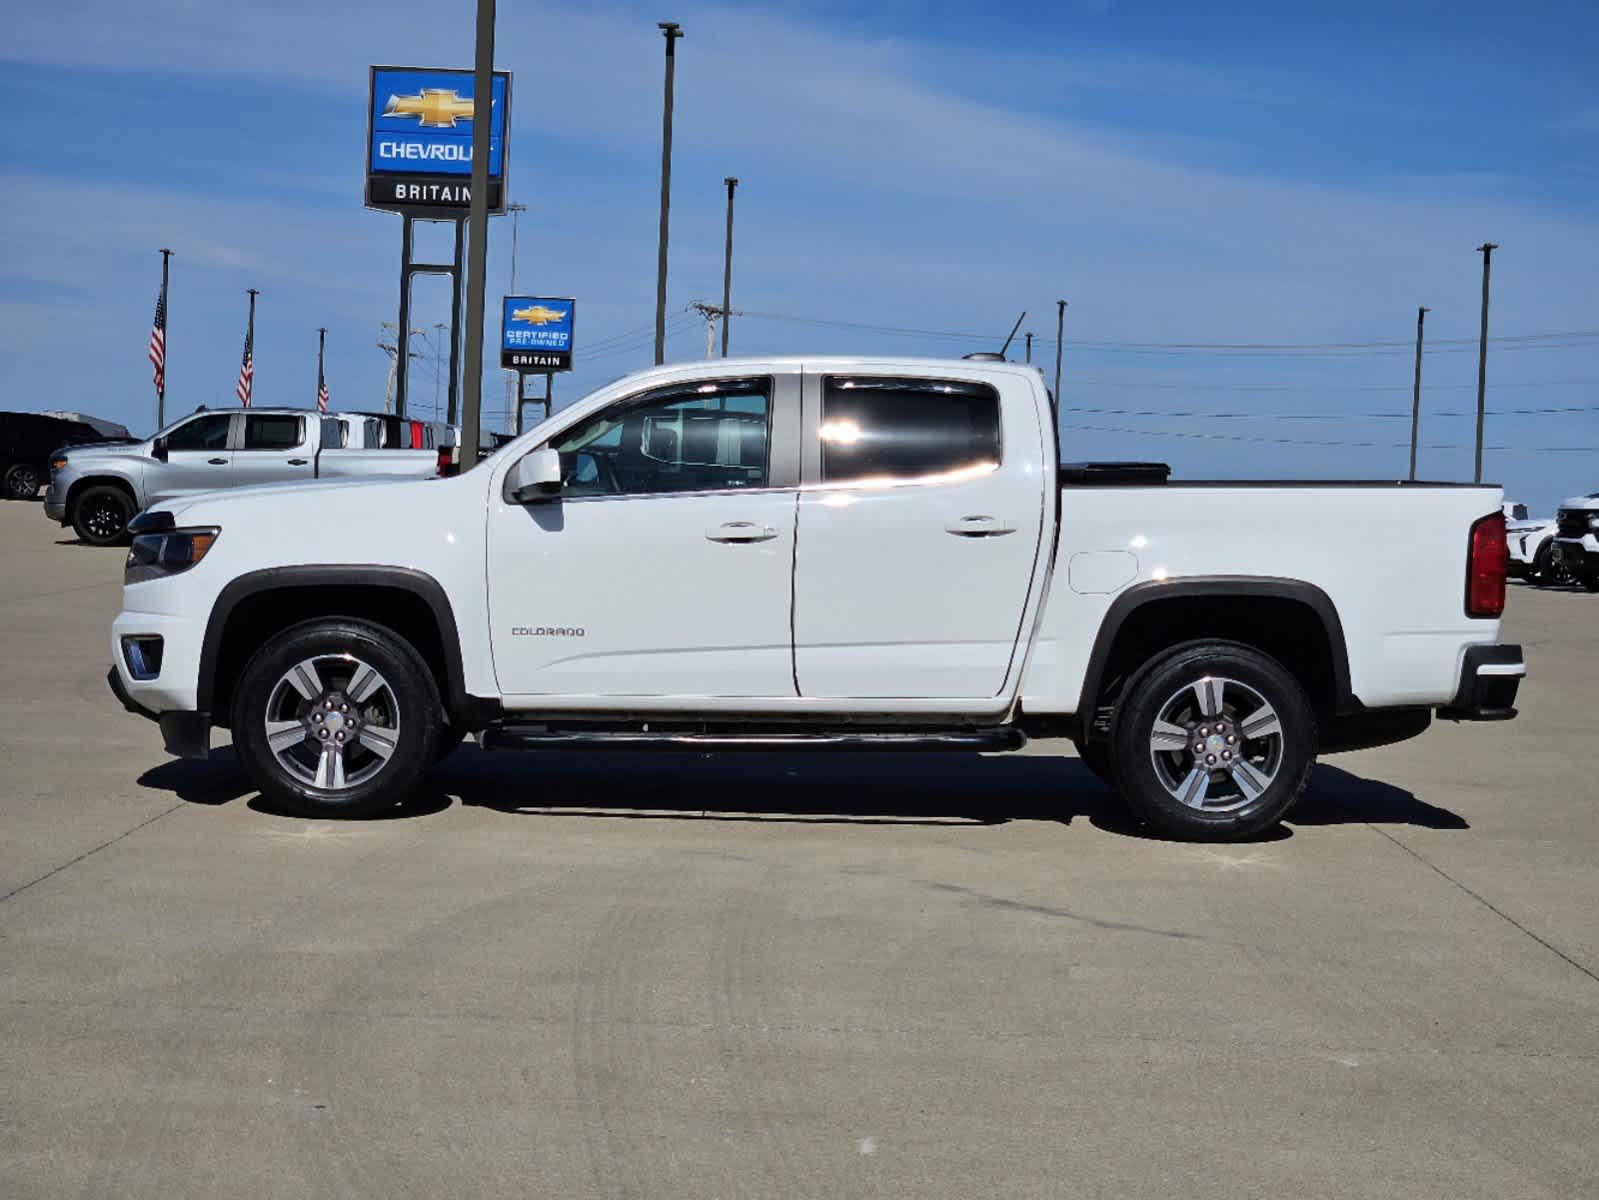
(0, 412, 116, 500)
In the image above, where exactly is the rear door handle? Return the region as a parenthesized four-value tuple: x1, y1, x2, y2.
(288, 458, 309, 466)
(945, 515, 1015, 537)
(207, 458, 228, 466)
(706, 521, 777, 543)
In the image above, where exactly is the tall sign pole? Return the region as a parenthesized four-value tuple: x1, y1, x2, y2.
(721, 176, 738, 357)
(458, 0, 499, 468)
(1473, 242, 1498, 484)
(654, 22, 683, 365)
(1408, 305, 1430, 481)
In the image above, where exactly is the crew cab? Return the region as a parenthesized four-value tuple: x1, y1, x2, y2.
(46, 407, 442, 545)
(106, 358, 1524, 841)
(1550, 492, 1599, 591)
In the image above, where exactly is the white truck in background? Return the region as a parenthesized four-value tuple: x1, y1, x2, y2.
(107, 357, 1524, 841)
(1550, 492, 1599, 591)
(44, 407, 444, 545)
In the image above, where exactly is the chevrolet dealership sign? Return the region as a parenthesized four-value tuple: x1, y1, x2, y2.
(502, 297, 575, 371)
(366, 66, 511, 214)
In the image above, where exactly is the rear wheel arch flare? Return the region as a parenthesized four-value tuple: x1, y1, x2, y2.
(1078, 577, 1352, 726)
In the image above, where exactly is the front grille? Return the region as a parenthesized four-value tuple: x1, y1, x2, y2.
(1556, 509, 1590, 538)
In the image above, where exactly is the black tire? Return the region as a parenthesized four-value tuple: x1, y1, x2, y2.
(1529, 541, 1570, 587)
(1070, 737, 1116, 789)
(4, 463, 40, 499)
(71, 484, 133, 546)
(1584, 573, 1599, 594)
(1110, 640, 1316, 841)
(231, 619, 442, 818)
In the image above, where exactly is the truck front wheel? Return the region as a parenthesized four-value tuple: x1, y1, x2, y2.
(1110, 641, 1315, 841)
(71, 485, 133, 546)
(231, 619, 441, 818)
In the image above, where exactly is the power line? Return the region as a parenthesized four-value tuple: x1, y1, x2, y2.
(1058, 402, 1599, 422)
(1063, 422, 1599, 452)
(735, 309, 1599, 356)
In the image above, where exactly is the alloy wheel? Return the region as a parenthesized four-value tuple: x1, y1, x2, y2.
(1147, 675, 1285, 814)
(263, 653, 401, 791)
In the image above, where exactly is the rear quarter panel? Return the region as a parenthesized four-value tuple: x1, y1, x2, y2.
(1022, 484, 1504, 713)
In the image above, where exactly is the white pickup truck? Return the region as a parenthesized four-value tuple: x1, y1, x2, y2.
(106, 357, 1524, 841)
(45, 407, 443, 545)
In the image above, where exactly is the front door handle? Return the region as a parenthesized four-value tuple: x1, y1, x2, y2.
(288, 458, 309, 466)
(706, 521, 777, 543)
(945, 515, 1015, 537)
(207, 458, 228, 466)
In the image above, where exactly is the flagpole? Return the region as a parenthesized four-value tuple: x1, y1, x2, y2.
(245, 289, 258, 408)
(317, 326, 327, 412)
(157, 249, 171, 428)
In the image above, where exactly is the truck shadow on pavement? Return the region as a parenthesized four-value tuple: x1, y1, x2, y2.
(140, 745, 1470, 838)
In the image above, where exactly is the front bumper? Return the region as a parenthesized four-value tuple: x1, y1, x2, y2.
(43, 482, 66, 523)
(109, 606, 211, 759)
(107, 666, 210, 758)
(1437, 644, 1524, 722)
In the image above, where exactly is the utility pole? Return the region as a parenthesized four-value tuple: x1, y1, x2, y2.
(1474, 242, 1498, 484)
(433, 322, 448, 420)
(654, 21, 684, 365)
(457, 0, 497, 468)
(691, 301, 721, 359)
(1408, 306, 1430, 481)
(721, 176, 738, 357)
(156, 248, 171, 429)
(1024, 331, 1033, 363)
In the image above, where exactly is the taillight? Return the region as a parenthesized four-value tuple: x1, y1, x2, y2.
(435, 447, 453, 478)
(1466, 511, 1508, 618)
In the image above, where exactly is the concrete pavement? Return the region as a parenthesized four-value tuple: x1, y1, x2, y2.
(1, 502, 1595, 1198)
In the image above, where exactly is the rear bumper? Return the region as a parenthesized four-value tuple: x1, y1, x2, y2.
(1437, 644, 1524, 722)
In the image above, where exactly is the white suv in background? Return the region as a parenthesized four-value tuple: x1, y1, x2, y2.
(1551, 493, 1599, 591)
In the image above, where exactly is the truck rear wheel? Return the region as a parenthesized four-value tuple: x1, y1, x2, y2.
(4, 463, 40, 499)
(231, 619, 441, 818)
(1110, 640, 1315, 841)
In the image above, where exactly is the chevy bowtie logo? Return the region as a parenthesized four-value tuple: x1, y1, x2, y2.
(383, 88, 476, 128)
(511, 305, 568, 326)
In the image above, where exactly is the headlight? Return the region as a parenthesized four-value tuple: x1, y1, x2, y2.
(1589, 515, 1599, 531)
(125, 527, 220, 584)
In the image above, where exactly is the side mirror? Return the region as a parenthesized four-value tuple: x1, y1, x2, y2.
(506, 447, 563, 504)
(151, 438, 168, 462)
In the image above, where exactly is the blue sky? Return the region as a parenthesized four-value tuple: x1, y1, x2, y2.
(4, 0, 1597, 512)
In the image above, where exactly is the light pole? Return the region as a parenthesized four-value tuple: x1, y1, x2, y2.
(507, 201, 527, 293)
(457, 0, 497, 467)
(1474, 242, 1498, 484)
(721, 176, 738, 357)
(1409, 306, 1430, 481)
(654, 21, 684, 365)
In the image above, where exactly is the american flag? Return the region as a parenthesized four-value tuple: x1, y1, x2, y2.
(236, 327, 254, 407)
(317, 377, 329, 413)
(148, 289, 166, 396)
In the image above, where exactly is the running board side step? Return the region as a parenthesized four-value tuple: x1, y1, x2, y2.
(480, 726, 1026, 753)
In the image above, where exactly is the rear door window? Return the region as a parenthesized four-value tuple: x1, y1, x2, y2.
(242, 415, 305, 450)
(820, 377, 1000, 484)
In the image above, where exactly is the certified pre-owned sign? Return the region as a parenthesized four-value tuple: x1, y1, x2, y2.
(366, 65, 511, 214)
(502, 297, 575, 371)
